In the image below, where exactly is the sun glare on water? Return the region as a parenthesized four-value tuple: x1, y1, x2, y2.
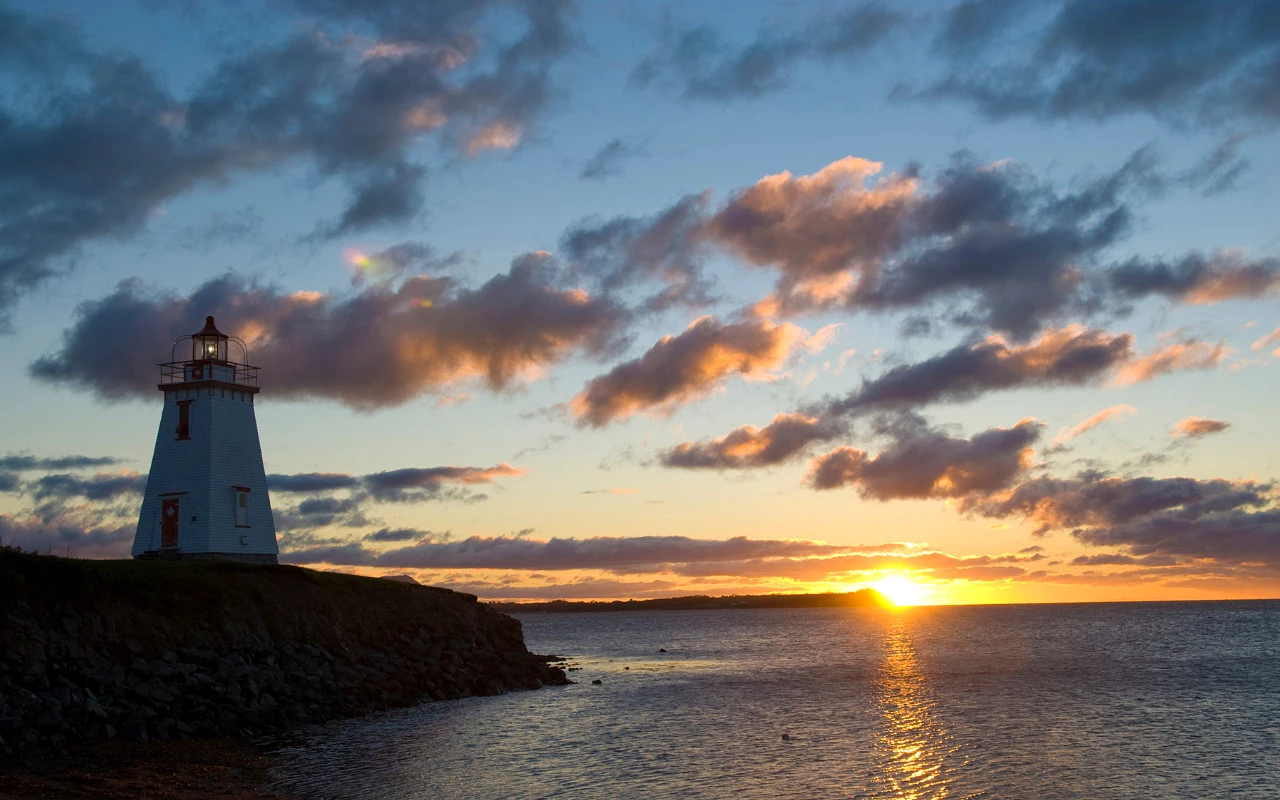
(872, 574, 929, 607)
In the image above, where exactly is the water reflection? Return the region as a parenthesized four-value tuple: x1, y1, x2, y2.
(860, 615, 971, 800)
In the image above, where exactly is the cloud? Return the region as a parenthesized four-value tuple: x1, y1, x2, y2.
(571, 315, 805, 426)
(660, 413, 845, 469)
(828, 326, 1133, 414)
(579, 137, 649, 181)
(580, 488, 641, 495)
(267, 463, 526, 515)
(560, 193, 715, 312)
(1111, 340, 1229, 385)
(1052, 404, 1137, 445)
(437, 577, 683, 601)
(807, 417, 1042, 500)
(0, 0, 571, 326)
(31, 256, 627, 409)
(706, 156, 916, 303)
(1108, 252, 1280, 305)
(1171, 417, 1231, 439)
(0, 517, 134, 559)
(268, 473, 363, 493)
(922, 0, 1280, 129)
(962, 473, 1272, 536)
(364, 527, 428, 543)
(1178, 134, 1253, 197)
(1070, 553, 1178, 567)
(1074, 509, 1280, 563)
(631, 4, 905, 100)
(0, 453, 122, 471)
(573, 150, 1184, 336)
(363, 464, 525, 502)
(29, 471, 147, 502)
(1251, 326, 1280, 353)
(282, 533, 855, 570)
(171, 208, 264, 251)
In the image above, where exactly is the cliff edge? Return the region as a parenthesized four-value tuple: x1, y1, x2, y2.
(0, 548, 567, 757)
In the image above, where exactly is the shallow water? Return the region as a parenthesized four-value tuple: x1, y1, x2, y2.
(269, 601, 1280, 799)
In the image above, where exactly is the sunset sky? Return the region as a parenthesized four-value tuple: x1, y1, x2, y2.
(2, 0, 1278, 604)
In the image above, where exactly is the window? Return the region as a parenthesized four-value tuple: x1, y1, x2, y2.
(175, 400, 193, 440)
(234, 488, 250, 527)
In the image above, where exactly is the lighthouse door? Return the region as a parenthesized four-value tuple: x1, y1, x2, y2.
(160, 499, 180, 548)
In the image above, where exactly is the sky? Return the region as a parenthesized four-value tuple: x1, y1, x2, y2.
(1, 0, 1279, 604)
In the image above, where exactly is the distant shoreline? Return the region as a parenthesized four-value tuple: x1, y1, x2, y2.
(489, 589, 887, 614)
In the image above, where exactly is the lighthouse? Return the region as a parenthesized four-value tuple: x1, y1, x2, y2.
(132, 316, 278, 564)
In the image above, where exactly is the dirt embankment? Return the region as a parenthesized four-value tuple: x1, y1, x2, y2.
(0, 548, 567, 759)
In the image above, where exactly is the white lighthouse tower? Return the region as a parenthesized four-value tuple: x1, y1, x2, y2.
(132, 316, 278, 564)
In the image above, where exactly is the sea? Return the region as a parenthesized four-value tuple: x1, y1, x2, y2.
(268, 601, 1280, 799)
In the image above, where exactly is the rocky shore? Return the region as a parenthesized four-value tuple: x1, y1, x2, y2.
(0, 547, 567, 759)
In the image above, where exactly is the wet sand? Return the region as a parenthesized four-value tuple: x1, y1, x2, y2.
(0, 738, 294, 800)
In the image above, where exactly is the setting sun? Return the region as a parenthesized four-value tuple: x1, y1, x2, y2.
(872, 574, 929, 607)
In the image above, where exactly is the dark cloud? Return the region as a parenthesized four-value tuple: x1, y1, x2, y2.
(631, 4, 905, 100)
(962, 473, 1272, 536)
(271, 495, 371, 530)
(561, 193, 715, 312)
(579, 137, 649, 181)
(268, 463, 525, 515)
(283, 533, 850, 570)
(0, 0, 571, 326)
(268, 473, 362, 493)
(314, 162, 428, 239)
(660, 413, 845, 469)
(363, 464, 524, 502)
(0, 453, 122, 471)
(571, 315, 805, 427)
(29, 472, 148, 502)
(1178, 134, 1253, 196)
(1107, 252, 1280, 305)
(807, 417, 1042, 499)
(364, 527, 426, 543)
(922, 0, 1280, 129)
(1075, 509, 1280, 563)
(31, 255, 627, 409)
(827, 326, 1133, 414)
(1070, 553, 1179, 567)
(437, 577, 681, 600)
(0, 472, 19, 492)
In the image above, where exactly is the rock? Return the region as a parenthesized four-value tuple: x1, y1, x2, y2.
(658, 648, 667, 653)
(591, 679, 603, 685)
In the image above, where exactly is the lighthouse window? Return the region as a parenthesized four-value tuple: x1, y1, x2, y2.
(234, 489, 250, 527)
(175, 400, 193, 440)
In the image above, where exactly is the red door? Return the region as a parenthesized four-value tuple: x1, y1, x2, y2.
(161, 499, 180, 548)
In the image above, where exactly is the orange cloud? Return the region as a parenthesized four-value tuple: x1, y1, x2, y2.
(1171, 417, 1231, 438)
(1112, 340, 1230, 385)
(571, 315, 806, 426)
(1052, 404, 1137, 445)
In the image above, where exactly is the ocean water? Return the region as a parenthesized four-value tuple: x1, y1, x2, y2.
(268, 602, 1280, 799)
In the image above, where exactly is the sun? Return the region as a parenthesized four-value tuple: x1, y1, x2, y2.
(871, 574, 929, 607)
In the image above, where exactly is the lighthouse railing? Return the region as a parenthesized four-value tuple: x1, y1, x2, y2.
(158, 360, 260, 387)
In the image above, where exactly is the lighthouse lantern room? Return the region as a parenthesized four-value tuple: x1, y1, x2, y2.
(132, 316, 278, 564)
